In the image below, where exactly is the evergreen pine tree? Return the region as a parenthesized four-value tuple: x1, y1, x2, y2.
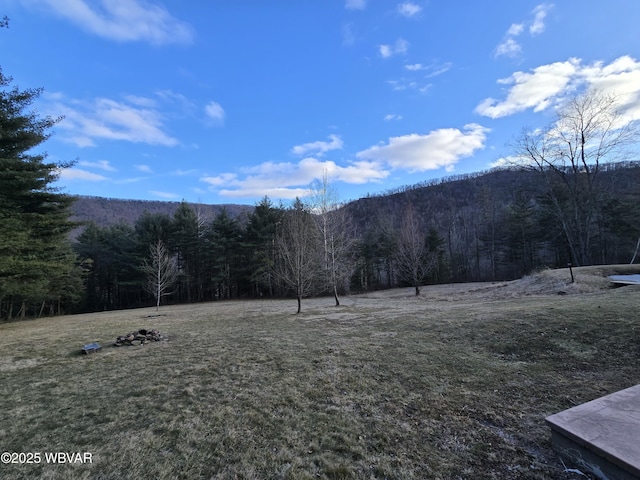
(0, 65, 80, 319)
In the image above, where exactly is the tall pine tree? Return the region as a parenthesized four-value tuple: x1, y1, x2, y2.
(0, 60, 80, 319)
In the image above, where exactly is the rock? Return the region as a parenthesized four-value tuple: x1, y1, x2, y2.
(114, 328, 167, 347)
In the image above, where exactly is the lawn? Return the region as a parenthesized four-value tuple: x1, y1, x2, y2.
(1, 267, 639, 479)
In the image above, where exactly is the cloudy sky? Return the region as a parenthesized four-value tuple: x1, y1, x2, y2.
(1, 0, 639, 205)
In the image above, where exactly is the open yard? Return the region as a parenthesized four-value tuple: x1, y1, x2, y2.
(1, 266, 639, 479)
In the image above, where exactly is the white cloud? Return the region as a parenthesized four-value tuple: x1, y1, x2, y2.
(342, 22, 356, 46)
(387, 80, 406, 91)
(172, 169, 199, 176)
(494, 4, 553, 58)
(507, 23, 524, 36)
(425, 62, 452, 78)
(384, 114, 403, 121)
(123, 95, 157, 108)
(150, 190, 179, 199)
(201, 124, 492, 200)
(204, 101, 225, 125)
(291, 134, 343, 156)
(201, 172, 238, 187)
(489, 155, 528, 169)
(345, 0, 366, 10)
(58, 168, 108, 181)
(404, 62, 452, 77)
(30, 0, 194, 45)
(78, 160, 117, 171)
(135, 164, 153, 173)
(220, 186, 311, 200)
(581, 56, 640, 125)
(117, 176, 147, 184)
(494, 38, 522, 59)
(379, 38, 409, 58)
(405, 63, 424, 71)
(379, 45, 392, 59)
(156, 90, 196, 111)
(475, 59, 579, 118)
(46, 93, 179, 147)
(386, 78, 431, 94)
(476, 56, 640, 122)
(398, 2, 422, 17)
(530, 3, 553, 35)
(201, 157, 389, 199)
(356, 124, 489, 172)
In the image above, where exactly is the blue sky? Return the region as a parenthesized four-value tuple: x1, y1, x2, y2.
(1, 0, 640, 206)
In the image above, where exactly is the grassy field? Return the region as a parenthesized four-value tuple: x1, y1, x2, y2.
(1, 266, 640, 479)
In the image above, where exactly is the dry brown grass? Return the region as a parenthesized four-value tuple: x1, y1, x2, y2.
(1, 266, 639, 479)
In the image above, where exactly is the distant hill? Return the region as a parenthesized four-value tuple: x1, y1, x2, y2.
(342, 162, 640, 281)
(70, 196, 254, 229)
(65, 163, 640, 298)
(344, 164, 640, 231)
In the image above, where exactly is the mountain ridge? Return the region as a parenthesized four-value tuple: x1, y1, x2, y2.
(70, 196, 254, 228)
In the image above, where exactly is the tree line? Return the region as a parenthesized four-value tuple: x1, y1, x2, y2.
(71, 175, 358, 314)
(66, 153, 640, 315)
(348, 161, 640, 287)
(2, 43, 639, 320)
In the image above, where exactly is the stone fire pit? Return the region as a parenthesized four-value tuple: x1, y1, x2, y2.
(114, 329, 166, 346)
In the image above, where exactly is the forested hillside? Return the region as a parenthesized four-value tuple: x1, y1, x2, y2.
(345, 163, 640, 286)
(60, 160, 640, 315)
(70, 196, 252, 228)
(3, 69, 640, 320)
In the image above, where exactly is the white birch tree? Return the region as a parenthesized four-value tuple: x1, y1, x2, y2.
(141, 239, 179, 311)
(310, 173, 356, 306)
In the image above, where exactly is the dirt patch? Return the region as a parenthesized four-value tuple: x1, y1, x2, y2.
(392, 264, 640, 302)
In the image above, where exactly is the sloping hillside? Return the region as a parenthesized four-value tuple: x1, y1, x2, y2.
(70, 196, 253, 227)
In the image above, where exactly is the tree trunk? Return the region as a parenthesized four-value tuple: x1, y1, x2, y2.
(296, 295, 302, 314)
(631, 237, 640, 264)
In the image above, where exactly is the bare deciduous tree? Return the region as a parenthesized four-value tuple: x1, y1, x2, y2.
(395, 203, 436, 296)
(275, 198, 319, 314)
(141, 239, 179, 311)
(310, 173, 357, 306)
(512, 90, 639, 265)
